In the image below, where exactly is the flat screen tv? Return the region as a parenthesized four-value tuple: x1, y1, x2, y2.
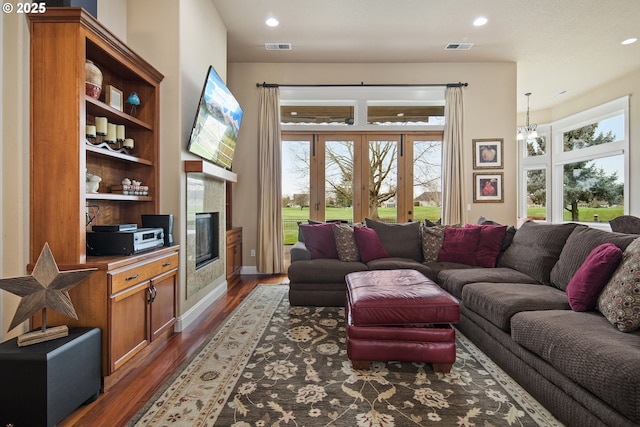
(187, 66, 243, 170)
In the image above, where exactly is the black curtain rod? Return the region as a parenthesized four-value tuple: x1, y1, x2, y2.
(256, 82, 468, 88)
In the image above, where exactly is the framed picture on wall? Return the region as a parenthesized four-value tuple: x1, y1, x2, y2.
(473, 138, 503, 169)
(473, 172, 503, 202)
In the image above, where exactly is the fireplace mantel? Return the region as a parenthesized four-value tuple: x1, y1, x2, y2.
(184, 160, 237, 183)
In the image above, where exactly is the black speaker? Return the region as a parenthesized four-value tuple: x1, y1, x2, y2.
(141, 214, 174, 246)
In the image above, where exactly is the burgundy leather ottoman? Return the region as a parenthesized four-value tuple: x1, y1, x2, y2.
(346, 269, 459, 373)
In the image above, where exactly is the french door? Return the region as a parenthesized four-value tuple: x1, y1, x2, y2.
(282, 131, 442, 227)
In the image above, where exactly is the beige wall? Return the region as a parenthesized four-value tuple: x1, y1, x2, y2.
(228, 62, 518, 272)
(124, 0, 228, 316)
(2, 10, 33, 341)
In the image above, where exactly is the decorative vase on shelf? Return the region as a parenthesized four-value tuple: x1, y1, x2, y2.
(85, 60, 103, 99)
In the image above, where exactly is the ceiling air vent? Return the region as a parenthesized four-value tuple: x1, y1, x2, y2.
(265, 43, 292, 51)
(444, 42, 474, 51)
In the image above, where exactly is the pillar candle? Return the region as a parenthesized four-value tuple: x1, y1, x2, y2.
(116, 125, 125, 141)
(123, 138, 134, 149)
(105, 123, 116, 142)
(95, 117, 108, 135)
(85, 125, 96, 138)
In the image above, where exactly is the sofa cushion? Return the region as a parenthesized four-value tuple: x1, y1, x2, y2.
(299, 223, 340, 259)
(332, 223, 361, 262)
(464, 223, 507, 267)
(550, 225, 637, 290)
(511, 310, 640, 424)
(287, 259, 368, 283)
(367, 257, 436, 281)
(425, 261, 474, 280)
(498, 221, 578, 285)
(566, 243, 623, 312)
(354, 226, 390, 263)
(598, 238, 640, 332)
(437, 267, 538, 299)
(420, 224, 446, 262)
(437, 226, 481, 266)
(365, 218, 422, 261)
(462, 282, 569, 331)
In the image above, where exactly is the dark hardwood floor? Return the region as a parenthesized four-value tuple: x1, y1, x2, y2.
(59, 274, 288, 427)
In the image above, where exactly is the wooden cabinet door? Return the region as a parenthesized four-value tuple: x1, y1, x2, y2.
(150, 269, 178, 341)
(109, 281, 149, 373)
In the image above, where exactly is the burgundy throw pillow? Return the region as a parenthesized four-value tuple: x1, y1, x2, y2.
(465, 223, 507, 267)
(567, 243, 623, 312)
(353, 227, 390, 263)
(299, 223, 339, 259)
(437, 227, 481, 266)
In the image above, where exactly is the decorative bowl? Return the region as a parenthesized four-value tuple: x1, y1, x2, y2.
(86, 82, 102, 99)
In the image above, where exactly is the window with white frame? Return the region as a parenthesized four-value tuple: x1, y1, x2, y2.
(519, 96, 629, 226)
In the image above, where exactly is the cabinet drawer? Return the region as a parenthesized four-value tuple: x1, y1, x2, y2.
(110, 253, 179, 294)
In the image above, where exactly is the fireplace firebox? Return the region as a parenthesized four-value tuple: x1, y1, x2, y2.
(195, 212, 219, 269)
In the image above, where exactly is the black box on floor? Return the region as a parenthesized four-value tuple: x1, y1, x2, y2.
(0, 328, 102, 427)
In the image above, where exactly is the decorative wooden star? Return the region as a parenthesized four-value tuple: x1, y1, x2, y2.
(0, 243, 96, 332)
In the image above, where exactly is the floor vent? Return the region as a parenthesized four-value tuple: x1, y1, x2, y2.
(265, 43, 292, 51)
(444, 42, 474, 51)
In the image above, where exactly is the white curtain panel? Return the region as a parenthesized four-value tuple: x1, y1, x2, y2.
(442, 86, 467, 225)
(257, 87, 285, 274)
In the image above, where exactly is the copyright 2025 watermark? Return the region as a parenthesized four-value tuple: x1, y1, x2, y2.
(3, 2, 47, 13)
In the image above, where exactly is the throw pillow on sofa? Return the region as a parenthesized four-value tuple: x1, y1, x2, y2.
(332, 223, 361, 262)
(365, 218, 422, 261)
(299, 223, 339, 260)
(498, 221, 578, 285)
(437, 226, 481, 266)
(597, 237, 640, 332)
(353, 226, 390, 263)
(566, 243, 623, 311)
(421, 224, 447, 262)
(465, 223, 507, 267)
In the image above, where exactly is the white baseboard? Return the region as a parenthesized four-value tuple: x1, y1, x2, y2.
(174, 282, 227, 332)
(240, 266, 265, 275)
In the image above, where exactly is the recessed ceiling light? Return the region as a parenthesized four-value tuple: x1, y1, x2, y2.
(621, 37, 637, 45)
(396, 112, 404, 117)
(266, 17, 279, 27)
(290, 111, 297, 116)
(473, 17, 488, 27)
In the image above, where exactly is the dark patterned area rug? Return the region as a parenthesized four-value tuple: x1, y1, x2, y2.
(130, 284, 562, 426)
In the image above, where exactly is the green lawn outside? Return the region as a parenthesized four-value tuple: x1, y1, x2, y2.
(282, 206, 442, 244)
(283, 205, 625, 245)
(527, 206, 623, 222)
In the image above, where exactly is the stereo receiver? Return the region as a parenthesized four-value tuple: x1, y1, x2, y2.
(87, 227, 164, 256)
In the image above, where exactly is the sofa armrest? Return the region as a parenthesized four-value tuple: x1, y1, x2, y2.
(290, 241, 311, 262)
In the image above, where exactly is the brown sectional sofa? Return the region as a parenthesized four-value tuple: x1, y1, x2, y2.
(287, 219, 640, 427)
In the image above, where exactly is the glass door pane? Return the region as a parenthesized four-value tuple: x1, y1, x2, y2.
(324, 139, 355, 223)
(411, 138, 442, 224)
(281, 138, 311, 244)
(368, 138, 398, 222)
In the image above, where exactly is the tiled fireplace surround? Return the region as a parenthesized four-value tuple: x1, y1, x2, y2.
(186, 173, 226, 298)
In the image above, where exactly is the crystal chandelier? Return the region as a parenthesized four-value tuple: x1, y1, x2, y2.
(517, 92, 538, 140)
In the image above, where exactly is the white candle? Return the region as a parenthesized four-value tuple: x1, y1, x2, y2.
(95, 117, 107, 135)
(123, 138, 134, 149)
(116, 125, 125, 141)
(86, 125, 96, 138)
(105, 123, 116, 142)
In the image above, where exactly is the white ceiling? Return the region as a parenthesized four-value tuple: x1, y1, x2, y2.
(212, 0, 640, 113)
